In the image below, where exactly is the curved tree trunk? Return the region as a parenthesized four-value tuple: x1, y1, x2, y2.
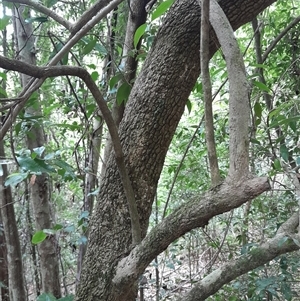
(76, 0, 276, 300)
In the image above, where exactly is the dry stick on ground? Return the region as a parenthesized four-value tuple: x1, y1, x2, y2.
(200, 0, 221, 186)
(0, 56, 142, 245)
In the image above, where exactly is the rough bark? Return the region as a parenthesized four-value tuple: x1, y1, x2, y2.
(0, 141, 26, 301)
(13, 6, 61, 298)
(76, 0, 276, 300)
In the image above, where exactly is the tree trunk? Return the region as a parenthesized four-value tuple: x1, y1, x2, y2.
(0, 141, 26, 301)
(13, 6, 61, 298)
(75, 0, 276, 300)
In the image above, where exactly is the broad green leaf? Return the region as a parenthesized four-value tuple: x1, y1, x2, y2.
(0, 72, 7, 80)
(134, 24, 147, 49)
(82, 39, 97, 55)
(91, 71, 99, 81)
(52, 159, 76, 179)
(253, 80, 271, 93)
(0, 16, 10, 30)
(254, 102, 262, 118)
(17, 156, 56, 174)
(53, 224, 63, 231)
(280, 144, 289, 162)
(296, 157, 300, 166)
(151, 0, 174, 21)
(95, 43, 107, 55)
(109, 74, 123, 89)
(32, 231, 47, 244)
(25, 16, 48, 24)
(116, 82, 131, 105)
(4, 172, 29, 187)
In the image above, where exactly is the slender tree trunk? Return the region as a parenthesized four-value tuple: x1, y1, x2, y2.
(13, 6, 61, 298)
(0, 217, 9, 301)
(0, 141, 26, 301)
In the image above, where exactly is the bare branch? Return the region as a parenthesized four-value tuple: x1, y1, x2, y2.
(200, 0, 220, 186)
(5, 0, 73, 30)
(70, 0, 125, 35)
(210, 0, 250, 180)
(0, 56, 141, 245)
(112, 177, 270, 294)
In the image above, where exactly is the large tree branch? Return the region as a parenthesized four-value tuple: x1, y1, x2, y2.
(112, 177, 270, 295)
(0, 56, 142, 245)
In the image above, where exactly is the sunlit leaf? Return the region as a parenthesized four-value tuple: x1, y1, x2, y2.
(4, 172, 29, 187)
(151, 0, 174, 21)
(253, 80, 271, 93)
(134, 24, 147, 49)
(0, 16, 10, 30)
(32, 231, 47, 244)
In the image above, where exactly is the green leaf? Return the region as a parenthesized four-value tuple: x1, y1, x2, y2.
(0, 86, 7, 98)
(45, 0, 59, 7)
(253, 80, 271, 93)
(254, 102, 262, 119)
(273, 158, 281, 171)
(94, 43, 107, 55)
(91, 71, 99, 81)
(17, 156, 56, 174)
(0, 16, 10, 30)
(116, 82, 131, 105)
(32, 231, 47, 244)
(151, 0, 174, 21)
(53, 224, 63, 231)
(25, 16, 48, 24)
(109, 74, 123, 90)
(296, 157, 300, 166)
(82, 39, 97, 55)
(134, 24, 147, 49)
(186, 99, 192, 113)
(4, 172, 29, 187)
(280, 145, 289, 162)
(0, 72, 7, 80)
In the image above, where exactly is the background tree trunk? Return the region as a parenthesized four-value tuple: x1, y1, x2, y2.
(0, 141, 26, 301)
(13, 6, 61, 298)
